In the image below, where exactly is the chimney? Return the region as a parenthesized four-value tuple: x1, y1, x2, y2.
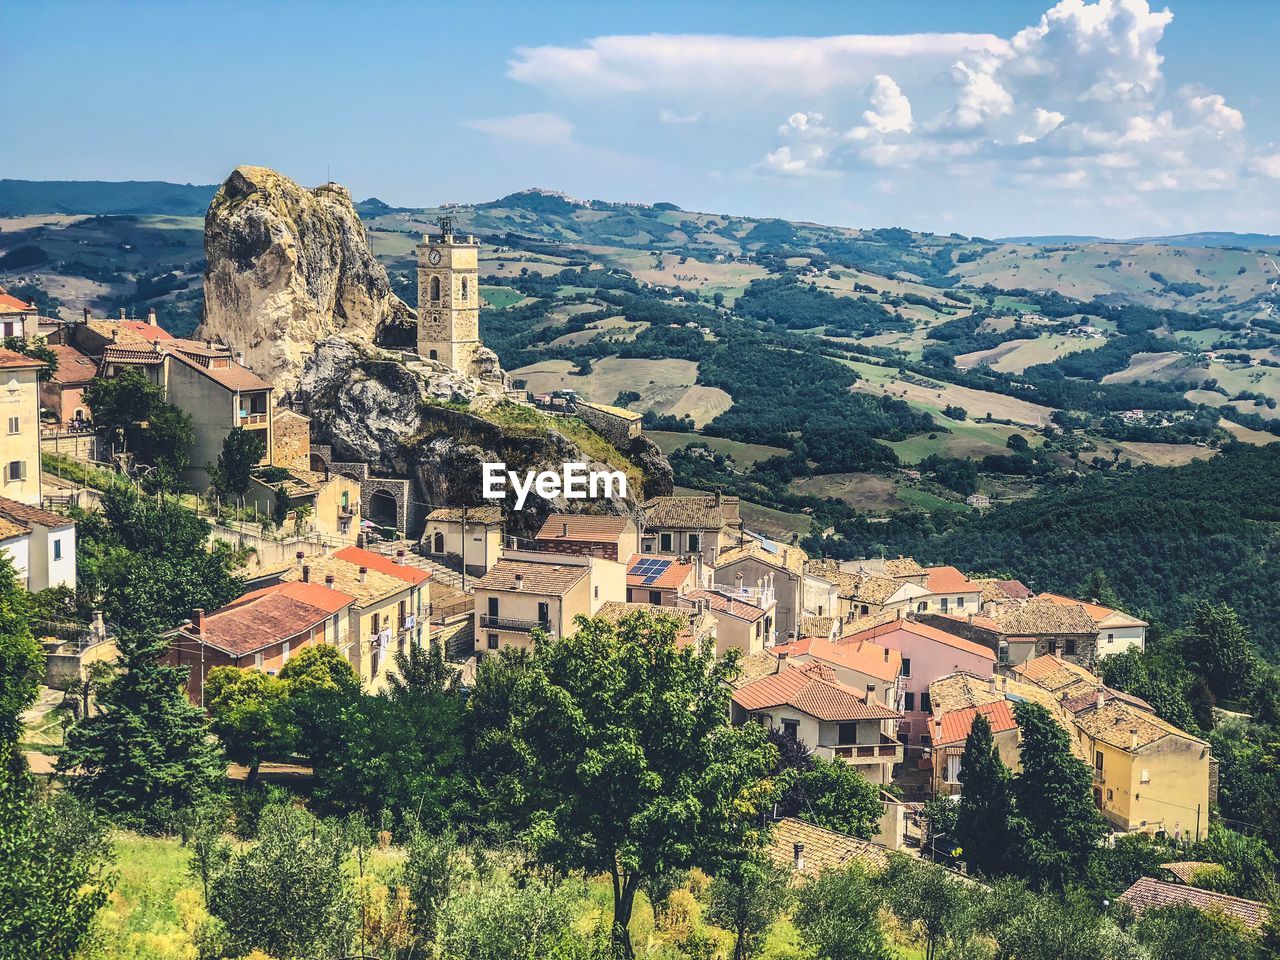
(514, 573, 524, 591)
(989, 675, 998, 693)
(883, 646, 889, 662)
(776, 650, 788, 672)
(147, 307, 157, 326)
(296, 550, 305, 567)
(396, 549, 406, 565)
(1097, 690, 1106, 711)
(325, 573, 336, 588)
(234, 350, 245, 366)
(302, 565, 311, 583)
(110, 328, 119, 341)
(192, 608, 205, 636)
(793, 842, 805, 872)
(715, 490, 723, 508)
(359, 566, 368, 584)
(561, 521, 569, 537)
(1129, 728, 1139, 750)
(82, 306, 91, 323)
(117, 308, 126, 321)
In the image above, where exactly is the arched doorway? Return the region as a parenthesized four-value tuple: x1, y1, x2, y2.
(368, 490, 398, 528)
(432, 531, 445, 554)
(309, 452, 327, 472)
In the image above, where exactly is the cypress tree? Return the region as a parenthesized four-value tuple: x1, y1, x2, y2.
(954, 712, 1013, 877)
(1009, 701, 1107, 890)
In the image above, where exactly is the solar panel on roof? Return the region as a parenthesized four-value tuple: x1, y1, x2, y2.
(639, 558, 672, 584)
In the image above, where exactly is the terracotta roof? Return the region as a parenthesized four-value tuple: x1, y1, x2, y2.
(100, 344, 164, 365)
(807, 560, 918, 605)
(775, 635, 901, 683)
(0, 347, 44, 371)
(1118, 877, 1269, 930)
(333, 546, 430, 586)
(119, 321, 173, 343)
(995, 579, 1033, 600)
(472, 558, 589, 595)
(47, 344, 98, 385)
(578, 399, 642, 421)
(593, 600, 716, 648)
(642, 495, 735, 530)
(732, 663, 900, 722)
(0, 515, 28, 540)
(687, 588, 769, 623)
(1011, 654, 1098, 694)
(0, 496, 72, 529)
(425, 506, 503, 525)
(184, 581, 354, 657)
(798, 615, 835, 639)
(731, 649, 784, 688)
(626, 554, 694, 590)
(1161, 861, 1218, 885)
(768, 817, 890, 877)
(1074, 698, 1204, 750)
(1061, 687, 1152, 715)
(924, 565, 981, 595)
(0, 293, 35, 313)
(935, 700, 1018, 746)
(716, 540, 805, 576)
(278, 555, 408, 606)
(536, 513, 630, 543)
(841, 618, 996, 662)
(1038, 593, 1148, 629)
(987, 599, 1098, 636)
(881, 557, 926, 578)
(164, 345, 273, 392)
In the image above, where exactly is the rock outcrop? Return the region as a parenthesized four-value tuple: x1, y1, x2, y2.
(295, 338, 667, 537)
(199, 166, 413, 391)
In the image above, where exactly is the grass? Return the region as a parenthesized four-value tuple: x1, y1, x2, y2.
(738, 500, 812, 542)
(479, 285, 525, 309)
(647, 430, 789, 467)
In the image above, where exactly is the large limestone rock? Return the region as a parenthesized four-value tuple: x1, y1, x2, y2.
(199, 166, 413, 391)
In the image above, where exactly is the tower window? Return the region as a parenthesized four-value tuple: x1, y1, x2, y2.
(429, 350, 438, 361)
(461, 278, 469, 301)
(430, 276, 441, 302)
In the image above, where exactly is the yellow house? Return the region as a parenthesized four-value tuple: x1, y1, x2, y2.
(0, 348, 45, 506)
(1077, 694, 1211, 842)
(422, 506, 504, 576)
(278, 546, 430, 688)
(246, 468, 361, 540)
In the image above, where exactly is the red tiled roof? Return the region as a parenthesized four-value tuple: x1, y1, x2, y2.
(935, 700, 1018, 746)
(1038, 592, 1148, 628)
(733, 663, 900, 722)
(119, 321, 174, 342)
(187, 582, 354, 656)
(333, 546, 431, 586)
(0, 293, 35, 313)
(924, 565, 980, 595)
(626, 553, 694, 590)
(48, 344, 98, 385)
(101, 345, 164, 365)
(996, 579, 1034, 600)
(164, 346, 273, 392)
(536, 513, 630, 543)
(231, 580, 355, 616)
(687, 588, 768, 623)
(0, 347, 44, 371)
(775, 635, 901, 682)
(0, 495, 72, 529)
(840, 618, 996, 662)
(1118, 877, 1270, 930)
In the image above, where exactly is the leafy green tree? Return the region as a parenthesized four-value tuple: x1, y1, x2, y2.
(792, 863, 891, 960)
(2, 335, 57, 380)
(707, 852, 791, 960)
(1192, 826, 1278, 900)
(978, 881, 1141, 960)
(1008, 701, 1108, 891)
(1185, 602, 1257, 702)
(209, 426, 267, 500)
(1085, 832, 1169, 900)
(205, 667, 293, 786)
(400, 827, 463, 954)
(205, 802, 355, 958)
(1134, 904, 1261, 960)
(0, 584, 39, 746)
(0, 748, 114, 959)
(793, 755, 883, 839)
(1209, 719, 1280, 859)
(879, 855, 980, 960)
(954, 712, 1013, 877)
(466, 611, 777, 959)
(59, 630, 225, 829)
(83, 367, 193, 482)
(439, 873, 586, 960)
(136, 402, 194, 484)
(1099, 644, 1200, 732)
(1079, 569, 1122, 609)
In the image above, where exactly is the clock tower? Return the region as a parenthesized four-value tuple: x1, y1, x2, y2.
(417, 215, 481, 375)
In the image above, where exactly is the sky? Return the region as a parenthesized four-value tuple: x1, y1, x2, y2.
(4, 0, 1279, 237)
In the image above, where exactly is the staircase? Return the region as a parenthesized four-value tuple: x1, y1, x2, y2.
(369, 539, 466, 592)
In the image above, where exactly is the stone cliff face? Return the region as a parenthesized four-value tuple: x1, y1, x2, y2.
(199, 166, 414, 391)
(296, 338, 672, 537)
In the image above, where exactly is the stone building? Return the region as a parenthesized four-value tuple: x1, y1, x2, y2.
(575, 401, 642, 447)
(417, 216, 482, 376)
(271, 407, 312, 472)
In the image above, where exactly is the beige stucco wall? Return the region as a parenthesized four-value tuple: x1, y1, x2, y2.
(0, 367, 43, 505)
(1092, 734, 1209, 841)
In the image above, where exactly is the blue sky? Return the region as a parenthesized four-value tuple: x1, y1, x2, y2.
(4, 0, 1278, 236)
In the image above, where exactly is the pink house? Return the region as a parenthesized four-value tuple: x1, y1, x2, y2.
(840, 616, 996, 755)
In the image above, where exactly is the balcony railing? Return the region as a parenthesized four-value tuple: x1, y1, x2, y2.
(824, 736, 903, 763)
(239, 412, 269, 426)
(479, 614, 551, 634)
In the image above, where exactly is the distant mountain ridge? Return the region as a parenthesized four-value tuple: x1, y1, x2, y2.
(0, 179, 218, 217)
(1001, 231, 1280, 250)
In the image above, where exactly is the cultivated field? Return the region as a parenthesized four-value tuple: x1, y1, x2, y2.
(647, 431, 788, 467)
(955, 334, 1105, 373)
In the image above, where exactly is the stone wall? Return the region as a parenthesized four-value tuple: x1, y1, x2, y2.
(272, 408, 311, 472)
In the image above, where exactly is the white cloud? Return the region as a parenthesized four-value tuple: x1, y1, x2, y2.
(1252, 154, 1280, 180)
(659, 108, 702, 125)
(863, 75, 914, 133)
(462, 112, 576, 148)
(1187, 93, 1244, 134)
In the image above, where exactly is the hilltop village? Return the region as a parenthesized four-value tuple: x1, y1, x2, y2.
(2, 170, 1276, 959)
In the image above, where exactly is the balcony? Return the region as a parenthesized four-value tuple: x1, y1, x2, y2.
(821, 736, 904, 765)
(238, 412, 269, 427)
(479, 614, 552, 634)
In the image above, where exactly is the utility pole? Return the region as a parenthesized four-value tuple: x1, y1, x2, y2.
(460, 504, 467, 593)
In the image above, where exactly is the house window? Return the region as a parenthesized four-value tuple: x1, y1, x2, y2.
(433, 532, 445, 553)
(780, 719, 799, 740)
(837, 721, 857, 744)
(688, 533, 701, 552)
(2, 322, 12, 338)
(537, 601, 550, 625)
(901, 657, 911, 678)
(1065, 637, 1077, 656)
(4, 460, 24, 482)
(945, 755, 962, 784)
(52, 539, 61, 561)
(1107, 632, 1115, 642)
(649, 590, 661, 605)
(1107, 788, 1114, 801)
(594, 585, 599, 600)
(956, 596, 965, 609)
(1140, 769, 1151, 784)
(429, 350, 438, 361)
(461, 277, 469, 301)
(487, 597, 499, 617)
(903, 692, 916, 711)
(6, 417, 17, 435)
(940, 598, 949, 613)
(921, 692, 931, 714)
(917, 601, 928, 613)
(487, 633, 499, 650)
(860, 604, 870, 616)
(660, 532, 673, 552)
(1095, 751, 1104, 773)
(331, 613, 339, 637)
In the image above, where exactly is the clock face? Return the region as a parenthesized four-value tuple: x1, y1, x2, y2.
(428, 248, 442, 266)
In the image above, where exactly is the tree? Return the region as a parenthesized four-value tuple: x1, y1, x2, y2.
(466, 611, 777, 959)
(209, 426, 267, 500)
(58, 630, 225, 829)
(879, 855, 980, 960)
(439, 874, 586, 960)
(792, 863, 891, 960)
(0, 567, 39, 746)
(793, 755, 883, 839)
(1079, 569, 1122, 609)
(954, 712, 1013, 877)
(978, 881, 1141, 960)
(1192, 826, 1278, 900)
(1085, 832, 1169, 900)
(1134, 904, 1261, 960)
(707, 853, 791, 960)
(136, 402, 194, 485)
(400, 828, 463, 954)
(205, 667, 293, 786)
(1184, 602, 1256, 702)
(83, 367, 166, 436)
(1008, 702, 1108, 890)
(205, 803, 355, 958)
